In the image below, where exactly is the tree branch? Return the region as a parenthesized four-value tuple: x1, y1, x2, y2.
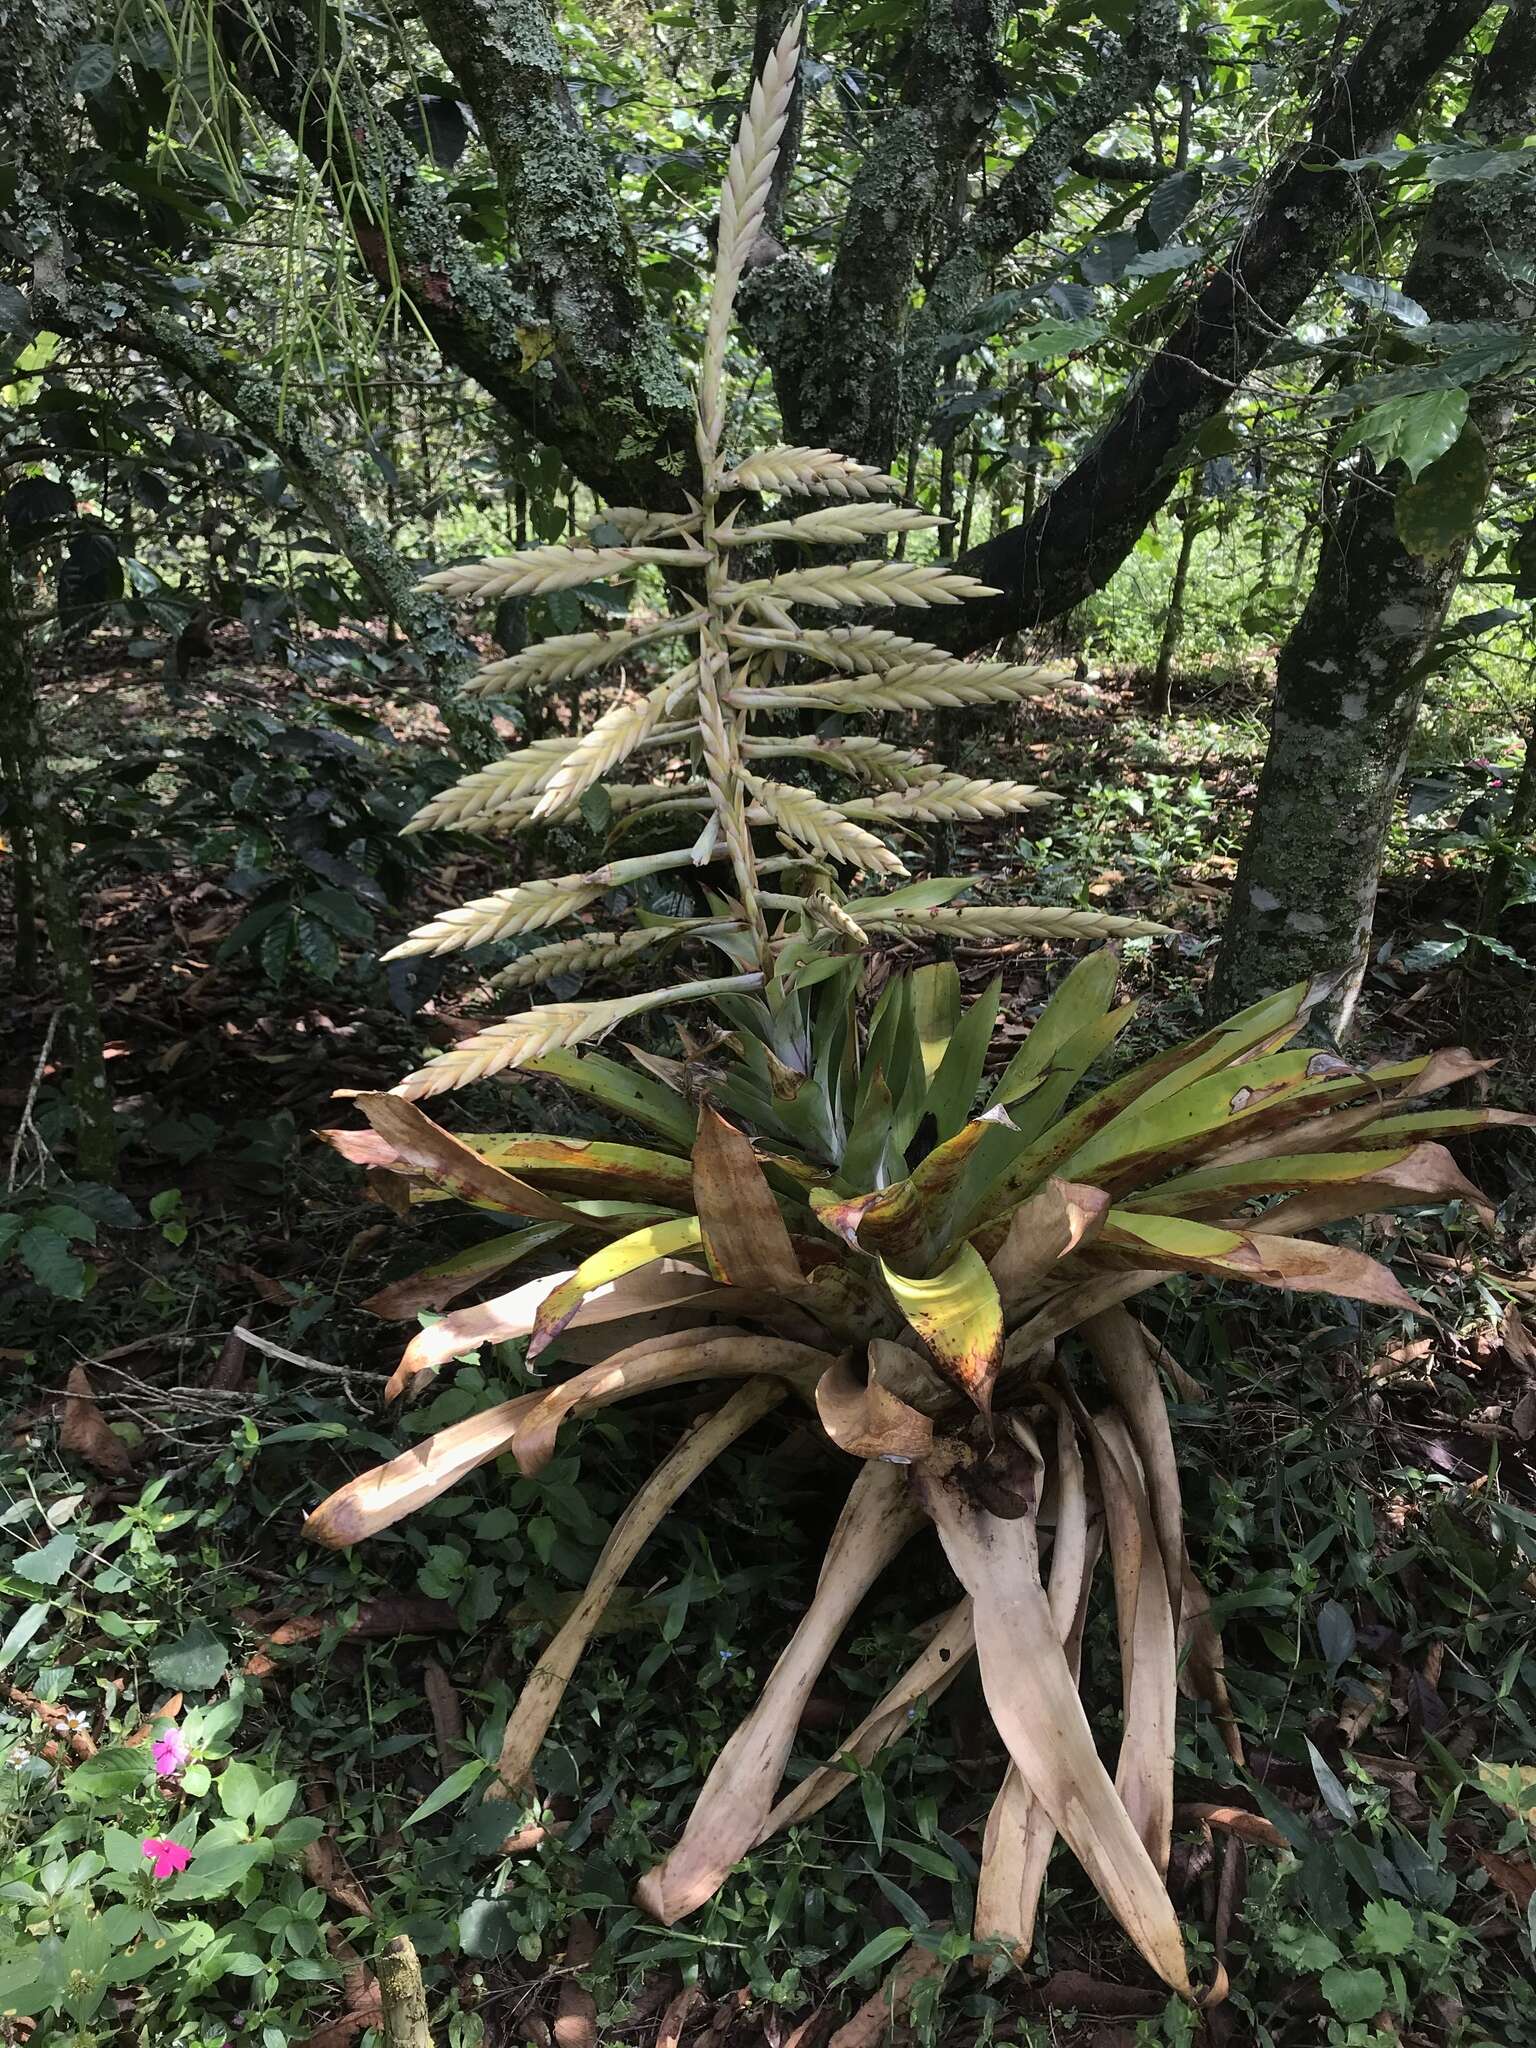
(216, 0, 693, 506)
(415, 0, 695, 499)
(942, 0, 1493, 649)
(763, 0, 1010, 465)
(913, 0, 1180, 389)
(121, 296, 495, 755)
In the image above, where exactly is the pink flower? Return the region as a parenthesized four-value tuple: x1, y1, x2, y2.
(142, 1837, 191, 1879)
(152, 1725, 188, 1778)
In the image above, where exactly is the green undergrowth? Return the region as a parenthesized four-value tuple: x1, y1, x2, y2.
(5, 1205, 1536, 2045)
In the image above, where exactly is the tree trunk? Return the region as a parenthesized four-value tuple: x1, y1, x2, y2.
(1210, 1, 1536, 1035)
(0, 525, 118, 1180)
(1151, 506, 1197, 719)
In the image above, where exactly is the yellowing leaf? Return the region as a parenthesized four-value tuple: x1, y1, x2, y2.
(529, 1217, 705, 1358)
(881, 1243, 1004, 1418)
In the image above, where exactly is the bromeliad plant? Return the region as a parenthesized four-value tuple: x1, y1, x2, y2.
(308, 19, 1531, 2002)
(313, 951, 1528, 1999)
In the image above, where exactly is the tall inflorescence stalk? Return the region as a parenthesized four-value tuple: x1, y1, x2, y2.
(386, 15, 1159, 1100)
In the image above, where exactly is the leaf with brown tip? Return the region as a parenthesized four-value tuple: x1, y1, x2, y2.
(363, 1226, 568, 1320)
(1098, 1210, 1421, 1313)
(881, 1243, 1004, 1419)
(528, 1216, 705, 1359)
(349, 1094, 594, 1226)
(1238, 1141, 1491, 1234)
(691, 1105, 803, 1290)
(382, 1261, 716, 1402)
(304, 1394, 544, 1547)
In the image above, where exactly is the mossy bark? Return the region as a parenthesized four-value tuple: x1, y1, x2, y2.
(1209, 1, 1536, 1033)
(218, 0, 693, 507)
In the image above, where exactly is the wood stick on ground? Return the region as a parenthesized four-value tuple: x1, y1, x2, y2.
(377, 1934, 434, 2048)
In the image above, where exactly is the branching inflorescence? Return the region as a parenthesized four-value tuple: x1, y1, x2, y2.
(387, 13, 1165, 1101)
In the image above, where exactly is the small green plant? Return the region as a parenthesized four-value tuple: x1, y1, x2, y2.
(0, 1183, 136, 1302)
(0, 1688, 328, 2035)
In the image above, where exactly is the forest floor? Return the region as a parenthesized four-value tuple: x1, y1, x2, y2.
(4, 633, 1536, 2048)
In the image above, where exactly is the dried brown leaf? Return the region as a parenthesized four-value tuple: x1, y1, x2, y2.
(692, 1105, 803, 1291)
(60, 1366, 133, 1477)
(636, 1462, 926, 1922)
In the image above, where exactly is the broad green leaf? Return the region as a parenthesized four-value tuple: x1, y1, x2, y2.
(149, 1622, 230, 1692)
(881, 1243, 1004, 1416)
(521, 1048, 696, 1150)
(15, 1532, 77, 1585)
(1392, 385, 1474, 481)
(1118, 1146, 1416, 1213)
(0, 1600, 50, 1669)
(18, 1227, 88, 1300)
(528, 1215, 704, 1357)
(404, 1756, 491, 1828)
(925, 977, 1001, 1141)
(910, 962, 961, 1085)
(1320, 1965, 1387, 2023)
(1063, 1049, 1321, 1184)
(63, 1744, 153, 1802)
(828, 1924, 914, 1988)
(987, 950, 1120, 1109)
(1395, 422, 1491, 558)
(841, 1065, 895, 1192)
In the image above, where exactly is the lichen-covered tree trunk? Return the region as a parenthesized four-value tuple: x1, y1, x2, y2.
(0, 524, 118, 1180)
(1209, 2, 1536, 1035)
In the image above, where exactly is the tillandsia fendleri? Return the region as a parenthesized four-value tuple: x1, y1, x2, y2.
(317, 956, 1529, 1998)
(312, 13, 1533, 2002)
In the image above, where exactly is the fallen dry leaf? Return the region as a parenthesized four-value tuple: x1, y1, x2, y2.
(59, 1367, 133, 1477)
(1477, 1849, 1536, 1912)
(555, 1915, 598, 2048)
(826, 1934, 948, 2048)
(422, 1660, 464, 1765)
(302, 1834, 371, 1917)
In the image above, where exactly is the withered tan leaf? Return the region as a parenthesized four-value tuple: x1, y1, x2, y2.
(760, 1601, 975, 1840)
(814, 1351, 934, 1461)
(691, 1105, 803, 1292)
(510, 1329, 832, 1477)
(913, 1442, 1192, 1996)
(988, 1178, 1109, 1311)
(635, 1461, 926, 1923)
(492, 1381, 788, 1796)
